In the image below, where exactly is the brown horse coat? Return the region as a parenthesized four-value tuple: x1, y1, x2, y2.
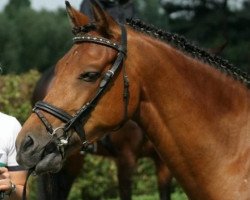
(16, 2, 250, 200)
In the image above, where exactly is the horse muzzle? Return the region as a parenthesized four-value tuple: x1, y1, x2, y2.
(16, 133, 63, 174)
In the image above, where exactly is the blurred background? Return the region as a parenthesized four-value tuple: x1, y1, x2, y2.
(0, 0, 249, 199)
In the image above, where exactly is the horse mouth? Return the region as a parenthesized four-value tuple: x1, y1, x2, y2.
(31, 141, 63, 174)
(17, 142, 64, 175)
(34, 151, 63, 175)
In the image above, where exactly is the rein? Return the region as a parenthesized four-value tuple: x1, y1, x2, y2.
(32, 23, 128, 158)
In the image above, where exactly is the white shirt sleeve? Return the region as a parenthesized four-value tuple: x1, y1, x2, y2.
(0, 112, 24, 170)
(6, 117, 22, 168)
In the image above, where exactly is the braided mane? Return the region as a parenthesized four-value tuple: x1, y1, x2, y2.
(127, 18, 250, 87)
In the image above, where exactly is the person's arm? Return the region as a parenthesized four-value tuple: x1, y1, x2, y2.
(0, 167, 27, 200)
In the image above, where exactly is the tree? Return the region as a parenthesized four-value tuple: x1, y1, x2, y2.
(5, 0, 31, 17)
(134, 0, 169, 28)
(160, 0, 250, 73)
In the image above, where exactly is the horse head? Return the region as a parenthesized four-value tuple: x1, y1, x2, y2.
(16, 1, 139, 174)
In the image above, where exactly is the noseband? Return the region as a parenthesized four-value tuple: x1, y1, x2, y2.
(32, 24, 128, 157)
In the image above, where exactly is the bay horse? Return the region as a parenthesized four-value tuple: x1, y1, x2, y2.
(32, 67, 172, 200)
(16, 2, 250, 200)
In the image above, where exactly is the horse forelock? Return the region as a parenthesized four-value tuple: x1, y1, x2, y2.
(126, 18, 250, 87)
(72, 23, 97, 35)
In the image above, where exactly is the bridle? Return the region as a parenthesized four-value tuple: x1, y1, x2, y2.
(22, 23, 128, 200)
(32, 23, 129, 157)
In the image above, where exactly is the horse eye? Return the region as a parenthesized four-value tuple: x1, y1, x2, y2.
(78, 72, 101, 82)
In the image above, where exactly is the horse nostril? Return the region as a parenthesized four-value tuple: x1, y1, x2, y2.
(22, 135, 34, 151)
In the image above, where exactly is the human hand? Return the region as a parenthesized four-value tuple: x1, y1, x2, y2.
(0, 167, 12, 193)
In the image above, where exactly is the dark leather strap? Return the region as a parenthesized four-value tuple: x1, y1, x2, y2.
(34, 101, 72, 122)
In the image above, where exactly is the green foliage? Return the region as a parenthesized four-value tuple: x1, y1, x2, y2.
(134, 0, 169, 28)
(67, 157, 187, 200)
(132, 158, 158, 196)
(68, 157, 162, 200)
(5, 0, 31, 17)
(0, 69, 40, 123)
(0, 7, 72, 74)
(108, 194, 159, 200)
(171, 179, 188, 200)
(69, 155, 118, 200)
(159, 0, 250, 73)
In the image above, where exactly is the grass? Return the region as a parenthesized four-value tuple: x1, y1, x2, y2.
(107, 192, 188, 200)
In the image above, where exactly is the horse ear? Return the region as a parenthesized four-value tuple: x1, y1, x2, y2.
(91, 0, 118, 37)
(65, 1, 89, 27)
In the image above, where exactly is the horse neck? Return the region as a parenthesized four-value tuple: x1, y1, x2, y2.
(128, 32, 250, 200)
